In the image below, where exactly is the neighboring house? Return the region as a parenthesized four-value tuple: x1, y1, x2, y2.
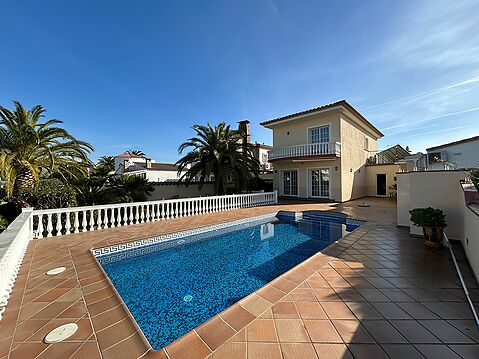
(426, 135, 479, 170)
(114, 153, 186, 182)
(261, 100, 385, 202)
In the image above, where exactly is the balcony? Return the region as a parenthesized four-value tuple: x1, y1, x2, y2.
(268, 141, 341, 161)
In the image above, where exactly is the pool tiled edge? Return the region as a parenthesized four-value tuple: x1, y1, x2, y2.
(88, 211, 367, 359)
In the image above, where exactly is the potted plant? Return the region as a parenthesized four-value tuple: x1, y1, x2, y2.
(409, 207, 447, 248)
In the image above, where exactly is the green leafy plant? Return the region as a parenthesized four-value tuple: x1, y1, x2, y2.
(25, 178, 77, 210)
(470, 168, 479, 192)
(409, 207, 447, 228)
(0, 215, 8, 233)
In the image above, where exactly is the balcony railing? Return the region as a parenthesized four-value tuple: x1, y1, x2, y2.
(268, 142, 341, 161)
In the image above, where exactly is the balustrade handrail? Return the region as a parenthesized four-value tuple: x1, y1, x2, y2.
(0, 208, 33, 320)
(268, 142, 341, 160)
(32, 191, 278, 238)
(32, 192, 274, 215)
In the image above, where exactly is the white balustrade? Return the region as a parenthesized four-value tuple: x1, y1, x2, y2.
(268, 142, 341, 161)
(0, 208, 33, 321)
(31, 191, 278, 238)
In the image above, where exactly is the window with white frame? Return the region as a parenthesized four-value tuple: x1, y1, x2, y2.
(282, 170, 298, 196)
(310, 168, 330, 197)
(309, 125, 329, 144)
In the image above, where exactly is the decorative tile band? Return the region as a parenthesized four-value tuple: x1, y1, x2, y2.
(92, 212, 279, 261)
(93, 210, 365, 265)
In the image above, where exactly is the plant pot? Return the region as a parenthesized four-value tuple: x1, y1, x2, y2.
(422, 226, 443, 248)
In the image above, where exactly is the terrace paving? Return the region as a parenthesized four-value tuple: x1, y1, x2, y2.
(1, 197, 478, 359)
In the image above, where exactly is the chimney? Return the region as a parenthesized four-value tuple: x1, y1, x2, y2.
(238, 120, 251, 145)
(145, 158, 152, 169)
(123, 159, 130, 170)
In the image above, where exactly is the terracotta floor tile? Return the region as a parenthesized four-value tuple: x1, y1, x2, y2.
(256, 285, 286, 303)
(389, 320, 441, 344)
(212, 342, 246, 359)
(313, 343, 353, 359)
(449, 344, 479, 359)
(271, 302, 299, 319)
(320, 302, 356, 320)
(220, 304, 256, 331)
(36, 342, 84, 359)
(239, 293, 271, 317)
(396, 302, 440, 320)
(196, 316, 236, 350)
(247, 343, 281, 359)
(303, 320, 342, 343)
(311, 288, 341, 302)
(295, 301, 327, 319)
(101, 332, 148, 359)
(96, 317, 137, 350)
(419, 320, 475, 343)
(290, 288, 316, 301)
(414, 344, 462, 359)
(275, 319, 310, 343)
(165, 331, 211, 359)
(370, 302, 412, 319)
(380, 344, 426, 359)
(332, 320, 375, 343)
(345, 301, 383, 319)
(246, 319, 278, 342)
(362, 320, 408, 343)
(70, 342, 102, 359)
(280, 343, 318, 359)
(9, 342, 48, 359)
(347, 344, 389, 359)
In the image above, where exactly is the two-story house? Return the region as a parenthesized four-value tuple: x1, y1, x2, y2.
(261, 100, 384, 202)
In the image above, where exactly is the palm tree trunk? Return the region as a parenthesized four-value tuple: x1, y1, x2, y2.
(12, 167, 35, 208)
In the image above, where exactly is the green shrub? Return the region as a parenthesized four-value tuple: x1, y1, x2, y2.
(25, 178, 77, 210)
(471, 168, 479, 192)
(409, 207, 447, 228)
(0, 215, 8, 233)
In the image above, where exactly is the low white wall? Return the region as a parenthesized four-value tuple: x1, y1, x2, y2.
(397, 171, 465, 239)
(463, 203, 479, 280)
(149, 183, 215, 200)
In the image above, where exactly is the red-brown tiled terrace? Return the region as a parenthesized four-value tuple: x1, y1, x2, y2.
(1, 197, 478, 359)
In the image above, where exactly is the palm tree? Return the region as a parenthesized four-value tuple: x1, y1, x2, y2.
(126, 150, 145, 158)
(176, 123, 260, 195)
(0, 101, 94, 207)
(95, 155, 115, 177)
(107, 175, 154, 202)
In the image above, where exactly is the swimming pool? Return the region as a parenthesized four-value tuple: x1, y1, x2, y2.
(95, 211, 362, 349)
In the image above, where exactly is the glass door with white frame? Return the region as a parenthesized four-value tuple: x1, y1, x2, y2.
(309, 125, 330, 155)
(310, 168, 330, 198)
(282, 170, 298, 196)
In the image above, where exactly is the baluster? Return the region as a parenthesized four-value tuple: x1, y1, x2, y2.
(65, 211, 71, 234)
(164, 202, 169, 219)
(87, 209, 93, 230)
(38, 214, 44, 238)
(46, 213, 53, 237)
(122, 206, 127, 226)
(54, 213, 61, 236)
(101, 209, 107, 228)
(186, 200, 190, 216)
(133, 205, 138, 223)
(74, 211, 79, 233)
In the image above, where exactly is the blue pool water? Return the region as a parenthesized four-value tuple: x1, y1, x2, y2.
(99, 212, 361, 349)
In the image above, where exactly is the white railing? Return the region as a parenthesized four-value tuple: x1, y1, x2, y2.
(268, 142, 341, 161)
(0, 208, 33, 320)
(32, 191, 278, 238)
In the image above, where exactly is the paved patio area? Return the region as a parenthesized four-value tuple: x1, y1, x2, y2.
(1, 197, 478, 359)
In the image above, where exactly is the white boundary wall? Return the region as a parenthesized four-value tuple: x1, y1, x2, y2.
(397, 171, 465, 239)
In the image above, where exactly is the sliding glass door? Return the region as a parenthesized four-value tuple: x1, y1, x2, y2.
(310, 168, 330, 198)
(282, 170, 298, 196)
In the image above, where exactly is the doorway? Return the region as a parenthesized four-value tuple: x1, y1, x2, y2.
(376, 174, 387, 196)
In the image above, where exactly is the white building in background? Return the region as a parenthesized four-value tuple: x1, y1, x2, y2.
(113, 153, 186, 182)
(426, 135, 479, 170)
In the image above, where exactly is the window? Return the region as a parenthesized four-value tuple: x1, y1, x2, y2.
(282, 170, 298, 196)
(364, 136, 369, 151)
(309, 125, 329, 144)
(310, 168, 330, 197)
(261, 153, 268, 163)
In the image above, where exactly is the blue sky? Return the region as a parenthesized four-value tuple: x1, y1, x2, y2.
(1, 0, 478, 162)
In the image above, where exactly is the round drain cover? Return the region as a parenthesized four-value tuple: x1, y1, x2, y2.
(46, 267, 67, 276)
(44, 323, 78, 343)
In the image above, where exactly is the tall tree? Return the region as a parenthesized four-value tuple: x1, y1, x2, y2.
(107, 175, 154, 202)
(0, 101, 93, 207)
(175, 123, 260, 195)
(126, 150, 145, 158)
(95, 155, 115, 177)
